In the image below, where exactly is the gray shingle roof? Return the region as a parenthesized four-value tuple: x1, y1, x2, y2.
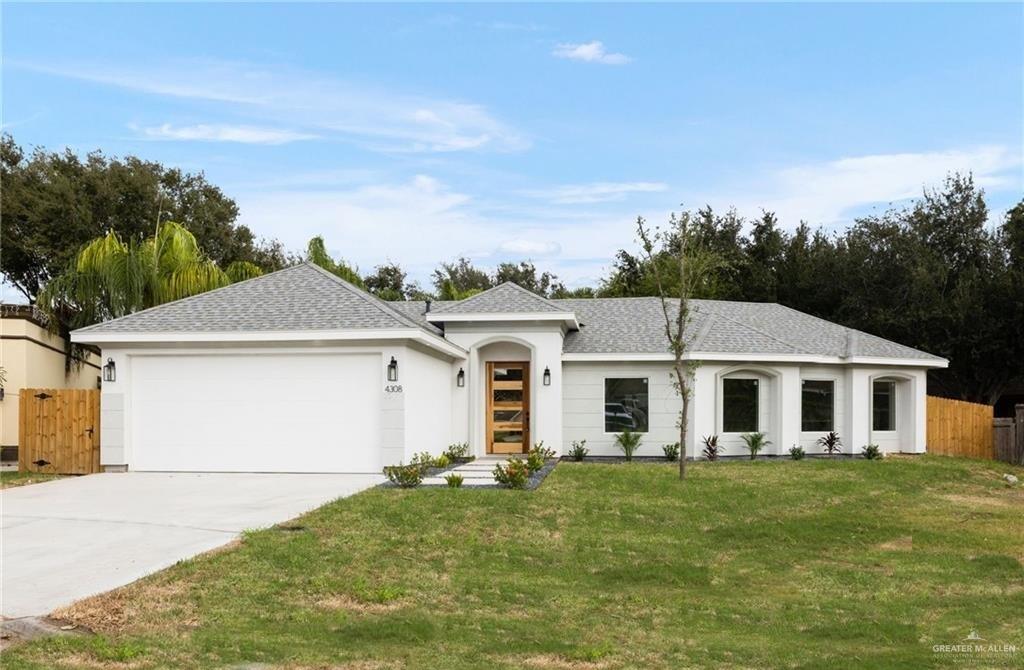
(430, 283, 567, 315)
(556, 297, 943, 361)
(75, 263, 428, 333)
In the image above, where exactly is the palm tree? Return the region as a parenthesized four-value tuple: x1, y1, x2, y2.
(39, 221, 262, 331)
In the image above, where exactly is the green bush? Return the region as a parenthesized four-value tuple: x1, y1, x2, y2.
(383, 463, 423, 488)
(662, 442, 680, 461)
(740, 432, 771, 460)
(862, 443, 883, 460)
(530, 441, 557, 460)
(789, 445, 806, 460)
(434, 454, 451, 469)
(410, 451, 435, 473)
(444, 442, 470, 460)
(493, 457, 530, 489)
(567, 439, 588, 461)
(444, 473, 464, 488)
(701, 434, 721, 461)
(526, 450, 545, 473)
(615, 430, 643, 461)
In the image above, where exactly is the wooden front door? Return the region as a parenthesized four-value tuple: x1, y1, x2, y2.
(486, 362, 530, 454)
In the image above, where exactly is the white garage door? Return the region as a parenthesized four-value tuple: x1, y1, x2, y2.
(130, 353, 381, 473)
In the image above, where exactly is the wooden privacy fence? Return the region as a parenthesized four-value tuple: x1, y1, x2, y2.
(19, 388, 101, 474)
(993, 404, 1024, 466)
(926, 396, 994, 460)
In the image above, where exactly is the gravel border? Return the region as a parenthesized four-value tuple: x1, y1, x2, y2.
(380, 459, 559, 490)
(560, 453, 880, 464)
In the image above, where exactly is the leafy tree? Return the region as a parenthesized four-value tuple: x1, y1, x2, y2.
(38, 221, 261, 333)
(363, 262, 425, 301)
(306, 236, 363, 287)
(1, 134, 279, 302)
(495, 261, 566, 297)
(432, 257, 493, 300)
(551, 285, 597, 299)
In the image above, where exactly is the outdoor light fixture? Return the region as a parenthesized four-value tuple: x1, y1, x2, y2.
(543, 366, 551, 386)
(103, 358, 116, 382)
(457, 368, 465, 387)
(387, 356, 398, 382)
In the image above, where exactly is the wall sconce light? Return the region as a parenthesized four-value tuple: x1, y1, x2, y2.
(103, 358, 116, 382)
(456, 368, 465, 387)
(543, 366, 551, 386)
(0, 387, 4, 401)
(387, 356, 398, 382)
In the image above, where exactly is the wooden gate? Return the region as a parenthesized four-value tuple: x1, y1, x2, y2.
(926, 396, 994, 460)
(19, 389, 101, 474)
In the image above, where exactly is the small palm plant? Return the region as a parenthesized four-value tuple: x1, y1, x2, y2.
(817, 431, 843, 456)
(740, 432, 771, 460)
(615, 429, 643, 461)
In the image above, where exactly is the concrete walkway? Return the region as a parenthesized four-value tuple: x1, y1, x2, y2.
(1, 472, 383, 619)
(422, 455, 518, 486)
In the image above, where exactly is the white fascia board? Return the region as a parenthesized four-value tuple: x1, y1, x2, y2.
(427, 312, 580, 330)
(71, 328, 468, 359)
(562, 351, 948, 367)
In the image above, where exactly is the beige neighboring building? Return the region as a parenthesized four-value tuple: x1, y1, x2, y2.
(1, 305, 101, 461)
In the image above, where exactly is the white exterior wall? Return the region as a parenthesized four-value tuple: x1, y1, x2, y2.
(443, 322, 564, 456)
(400, 344, 454, 463)
(562, 361, 684, 457)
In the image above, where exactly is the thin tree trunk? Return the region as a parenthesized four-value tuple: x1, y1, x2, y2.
(678, 366, 688, 479)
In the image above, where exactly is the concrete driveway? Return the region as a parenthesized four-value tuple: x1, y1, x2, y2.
(1, 472, 383, 619)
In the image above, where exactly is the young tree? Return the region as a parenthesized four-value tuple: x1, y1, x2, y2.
(495, 261, 565, 297)
(636, 212, 720, 479)
(432, 257, 493, 300)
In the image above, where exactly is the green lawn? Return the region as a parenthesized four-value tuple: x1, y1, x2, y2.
(5, 456, 1023, 669)
(0, 470, 64, 489)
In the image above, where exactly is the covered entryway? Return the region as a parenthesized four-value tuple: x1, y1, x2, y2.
(130, 353, 381, 472)
(486, 361, 530, 454)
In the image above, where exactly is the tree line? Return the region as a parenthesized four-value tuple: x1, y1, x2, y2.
(2, 135, 1021, 404)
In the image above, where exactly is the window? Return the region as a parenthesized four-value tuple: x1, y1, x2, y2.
(873, 380, 896, 431)
(604, 378, 649, 432)
(723, 378, 758, 433)
(801, 380, 834, 432)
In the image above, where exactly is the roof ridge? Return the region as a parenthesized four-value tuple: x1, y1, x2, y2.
(74, 263, 308, 333)
(701, 303, 809, 354)
(301, 262, 432, 331)
(433, 281, 565, 314)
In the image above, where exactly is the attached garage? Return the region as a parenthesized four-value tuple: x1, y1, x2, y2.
(130, 353, 381, 473)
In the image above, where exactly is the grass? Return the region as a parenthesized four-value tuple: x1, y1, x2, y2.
(0, 470, 65, 489)
(4, 456, 1023, 669)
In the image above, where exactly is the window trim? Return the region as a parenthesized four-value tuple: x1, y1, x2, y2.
(721, 375, 761, 434)
(602, 376, 650, 434)
(800, 377, 836, 433)
(872, 379, 898, 433)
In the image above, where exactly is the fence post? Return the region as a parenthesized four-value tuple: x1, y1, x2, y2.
(1016, 404, 1024, 465)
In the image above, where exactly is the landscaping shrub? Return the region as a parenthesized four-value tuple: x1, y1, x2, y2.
(434, 454, 451, 469)
(662, 442, 680, 461)
(789, 445, 806, 460)
(615, 430, 643, 461)
(740, 432, 771, 460)
(493, 457, 530, 489)
(410, 451, 435, 473)
(818, 431, 843, 456)
(530, 441, 557, 460)
(444, 473, 464, 488)
(444, 442, 470, 461)
(701, 434, 721, 461)
(862, 443, 883, 460)
(567, 439, 589, 461)
(526, 450, 545, 473)
(383, 464, 423, 488)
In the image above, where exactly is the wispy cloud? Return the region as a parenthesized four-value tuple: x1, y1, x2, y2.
(496, 239, 561, 256)
(552, 41, 631, 65)
(525, 181, 668, 204)
(137, 123, 317, 145)
(699, 145, 1022, 227)
(15, 59, 527, 153)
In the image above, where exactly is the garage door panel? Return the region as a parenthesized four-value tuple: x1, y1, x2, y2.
(131, 354, 381, 473)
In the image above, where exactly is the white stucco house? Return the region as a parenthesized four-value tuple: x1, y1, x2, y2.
(71, 262, 948, 473)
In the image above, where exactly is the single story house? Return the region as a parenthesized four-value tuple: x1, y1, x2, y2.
(71, 262, 948, 473)
(2, 305, 102, 461)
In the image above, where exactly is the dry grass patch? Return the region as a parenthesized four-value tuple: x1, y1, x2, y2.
(875, 535, 914, 552)
(313, 594, 406, 615)
(52, 577, 198, 636)
(515, 654, 612, 669)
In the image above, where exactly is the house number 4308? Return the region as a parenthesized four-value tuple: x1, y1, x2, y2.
(385, 384, 403, 393)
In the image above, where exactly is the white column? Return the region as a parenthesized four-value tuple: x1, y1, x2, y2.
(777, 366, 801, 456)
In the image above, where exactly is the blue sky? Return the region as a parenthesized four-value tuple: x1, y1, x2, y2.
(3, 2, 1022, 291)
